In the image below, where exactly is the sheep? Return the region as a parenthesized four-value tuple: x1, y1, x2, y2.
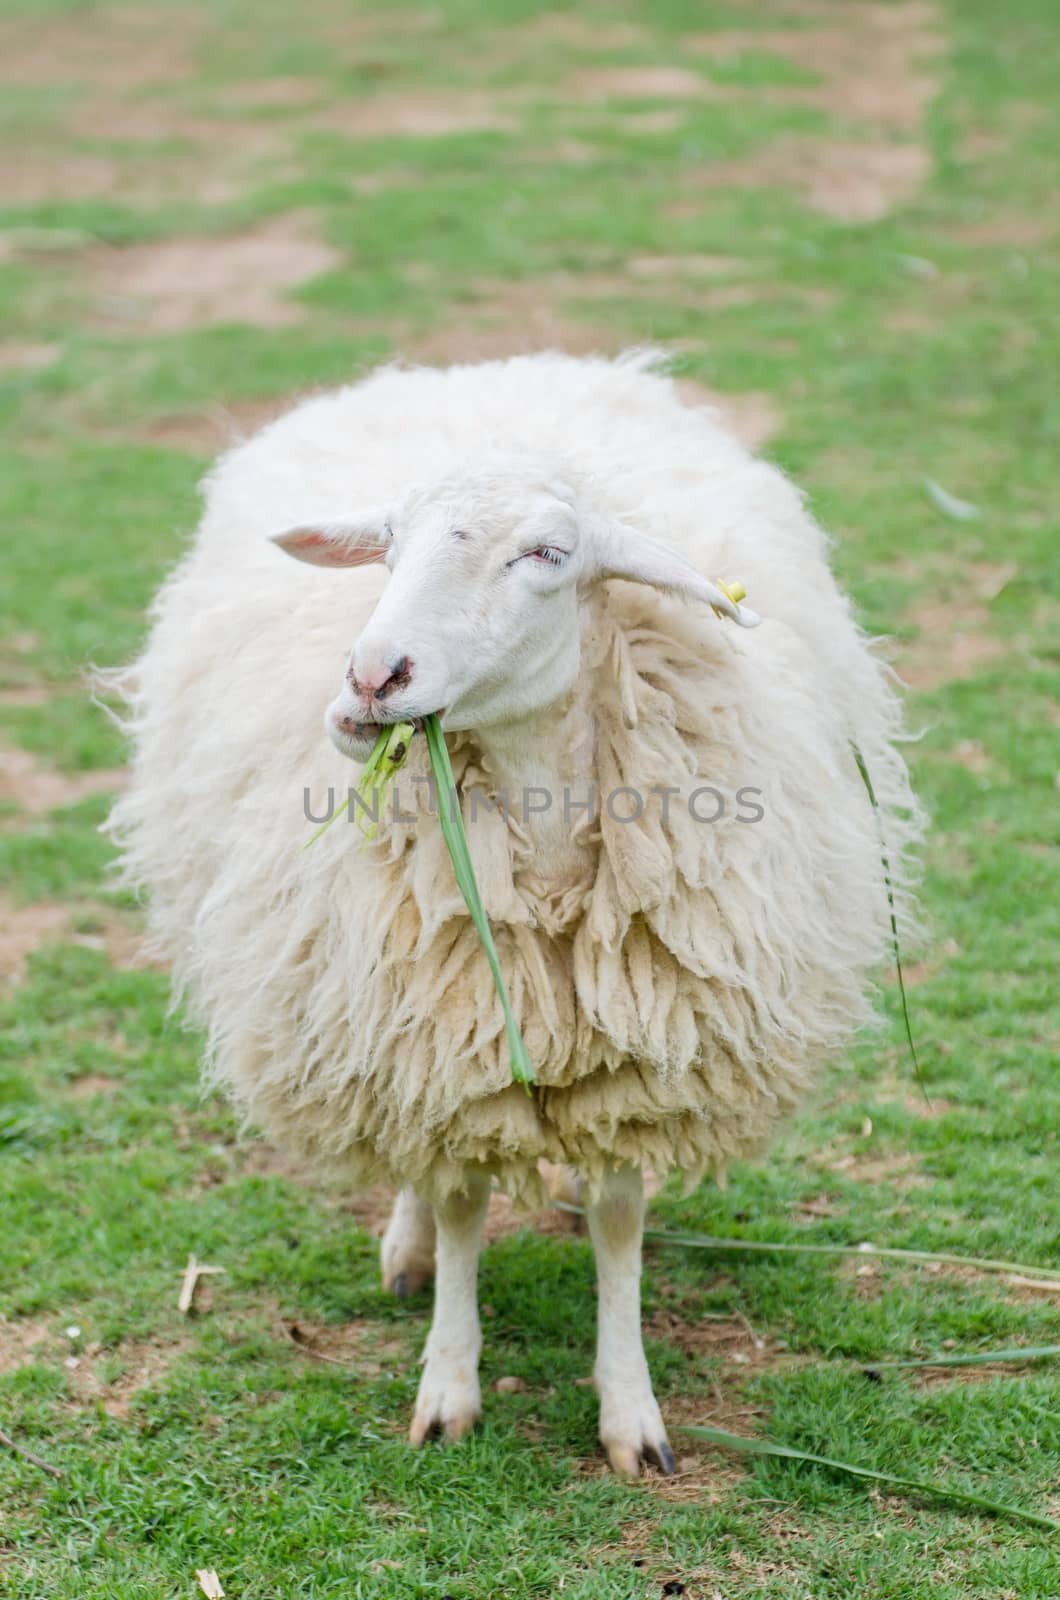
(108, 351, 920, 1475)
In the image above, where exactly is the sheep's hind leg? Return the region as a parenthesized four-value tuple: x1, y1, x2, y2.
(409, 1171, 490, 1446)
(587, 1164, 674, 1477)
(381, 1186, 437, 1297)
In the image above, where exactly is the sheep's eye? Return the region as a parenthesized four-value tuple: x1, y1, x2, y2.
(524, 545, 567, 567)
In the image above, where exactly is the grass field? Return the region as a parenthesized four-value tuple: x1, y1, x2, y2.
(1, 0, 1058, 1595)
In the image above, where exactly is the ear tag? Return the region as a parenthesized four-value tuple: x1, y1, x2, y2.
(712, 578, 747, 621)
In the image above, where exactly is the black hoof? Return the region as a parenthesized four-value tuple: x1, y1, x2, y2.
(647, 1440, 676, 1475)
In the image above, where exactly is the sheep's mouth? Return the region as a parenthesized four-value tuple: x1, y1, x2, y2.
(355, 714, 428, 736)
(334, 713, 431, 749)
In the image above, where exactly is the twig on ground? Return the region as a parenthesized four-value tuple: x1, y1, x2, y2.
(177, 1255, 225, 1315)
(0, 1425, 62, 1479)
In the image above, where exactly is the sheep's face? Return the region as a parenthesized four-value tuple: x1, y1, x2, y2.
(273, 458, 758, 761)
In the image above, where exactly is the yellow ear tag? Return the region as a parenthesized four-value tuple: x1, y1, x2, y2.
(712, 578, 747, 619)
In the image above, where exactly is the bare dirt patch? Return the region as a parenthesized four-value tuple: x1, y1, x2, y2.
(406, 281, 621, 366)
(0, 900, 73, 985)
(886, 559, 1015, 691)
(563, 65, 709, 103)
(312, 91, 516, 139)
(483, 1188, 584, 1244)
(914, 1260, 1060, 1306)
(870, 1077, 960, 1119)
(0, 1318, 53, 1375)
(277, 1317, 409, 1376)
(0, 121, 279, 207)
(0, 894, 154, 985)
(628, 253, 749, 280)
(0, 7, 203, 92)
(340, 1176, 582, 1247)
(688, 1, 941, 134)
(691, 135, 931, 223)
(65, 1072, 121, 1100)
(403, 277, 788, 447)
(0, 684, 53, 707)
(622, 109, 686, 135)
(521, 14, 646, 50)
(0, 152, 123, 206)
(223, 77, 325, 110)
(896, 599, 1005, 691)
(0, 745, 125, 815)
(89, 212, 340, 334)
(680, 1, 941, 222)
(136, 397, 288, 456)
(946, 214, 1055, 247)
(646, 1308, 788, 1376)
(0, 343, 60, 374)
(65, 1338, 188, 1419)
(0, 10, 262, 208)
(828, 1150, 927, 1188)
(675, 378, 783, 451)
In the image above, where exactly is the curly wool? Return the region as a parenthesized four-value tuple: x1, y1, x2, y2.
(107, 352, 921, 1205)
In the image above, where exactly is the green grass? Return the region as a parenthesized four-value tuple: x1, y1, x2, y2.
(1, 0, 1058, 1594)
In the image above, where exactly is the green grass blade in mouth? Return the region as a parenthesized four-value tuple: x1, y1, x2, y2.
(424, 713, 535, 1087)
(679, 1425, 1060, 1533)
(305, 721, 415, 848)
(305, 714, 533, 1085)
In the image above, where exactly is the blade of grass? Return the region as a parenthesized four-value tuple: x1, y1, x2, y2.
(679, 1424, 1060, 1533)
(851, 741, 927, 1102)
(424, 714, 535, 1087)
(305, 722, 414, 848)
(869, 1344, 1060, 1370)
(643, 1225, 1060, 1284)
(547, 1207, 1060, 1284)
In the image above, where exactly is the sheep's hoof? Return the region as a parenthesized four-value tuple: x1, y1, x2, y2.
(409, 1370, 481, 1447)
(380, 1194, 436, 1298)
(599, 1385, 675, 1478)
(383, 1265, 433, 1298)
(604, 1436, 676, 1478)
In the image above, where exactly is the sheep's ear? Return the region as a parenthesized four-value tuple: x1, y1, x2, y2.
(270, 510, 391, 568)
(585, 517, 761, 628)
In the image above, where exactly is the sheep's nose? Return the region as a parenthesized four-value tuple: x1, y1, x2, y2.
(348, 654, 413, 701)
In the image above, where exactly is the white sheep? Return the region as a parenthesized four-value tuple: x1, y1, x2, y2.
(108, 351, 919, 1475)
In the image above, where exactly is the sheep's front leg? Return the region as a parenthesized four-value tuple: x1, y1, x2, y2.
(381, 1186, 436, 1297)
(409, 1171, 490, 1446)
(587, 1165, 674, 1477)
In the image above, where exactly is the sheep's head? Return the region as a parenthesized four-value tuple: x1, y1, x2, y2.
(272, 457, 759, 760)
